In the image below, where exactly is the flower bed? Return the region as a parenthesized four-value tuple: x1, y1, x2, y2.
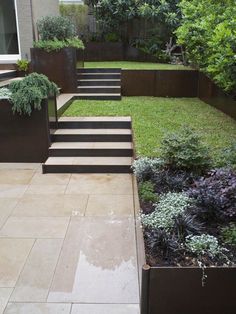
(133, 127, 236, 314)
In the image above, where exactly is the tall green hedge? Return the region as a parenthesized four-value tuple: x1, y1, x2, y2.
(176, 0, 236, 93)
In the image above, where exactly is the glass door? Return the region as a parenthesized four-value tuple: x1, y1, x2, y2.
(0, 0, 20, 61)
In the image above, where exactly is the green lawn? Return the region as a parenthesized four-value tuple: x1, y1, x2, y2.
(63, 97, 236, 160)
(84, 61, 192, 70)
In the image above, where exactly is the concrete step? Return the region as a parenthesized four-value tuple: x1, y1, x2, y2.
(49, 142, 133, 157)
(51, 128, 132, 142)
(77, 73, 121, 80)
(77, 86, 121, 94)
(42, 157, 132, 174)
(76, 93, 121, 100)
(58, 118, 131, 129)
(77, 68, 121, 73)
(78, 79, 121, 86)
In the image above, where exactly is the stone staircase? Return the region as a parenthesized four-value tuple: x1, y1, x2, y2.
(42, 117, 133, 173)
(77, 68, 122, 100)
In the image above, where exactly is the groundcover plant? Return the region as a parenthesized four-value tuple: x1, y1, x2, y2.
(132, 126, 236, 267)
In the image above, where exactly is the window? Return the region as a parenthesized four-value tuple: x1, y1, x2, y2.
(0, 0, 20, 60)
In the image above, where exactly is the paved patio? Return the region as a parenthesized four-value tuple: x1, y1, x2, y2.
(0, 163, 140, 314)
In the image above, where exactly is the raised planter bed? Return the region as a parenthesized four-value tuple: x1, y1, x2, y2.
(31, 47, 79, 93)
(133, 179, 236, 314)
(0, 99, 51, 162)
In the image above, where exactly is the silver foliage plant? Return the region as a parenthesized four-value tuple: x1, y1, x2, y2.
(186, 234, 225, 258)
(142, 192, 193, 231)
(132, 157, 164, 181)
(0, 88, 12, 100)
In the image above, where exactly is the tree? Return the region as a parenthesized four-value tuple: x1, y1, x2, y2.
(176, 0, 236, 92)
(93, 0, 181, 43)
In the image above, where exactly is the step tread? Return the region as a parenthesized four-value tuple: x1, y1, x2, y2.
(45, 157, 132, 166)
(78, 79, 121, 82)
(78, 73, 121, 75)
(77, 93, 121, 96)
(50, 142, 132, 149)
(52, 129, 131, 135)
(78, 86, 121, 89)
(59, 116, 131, 122)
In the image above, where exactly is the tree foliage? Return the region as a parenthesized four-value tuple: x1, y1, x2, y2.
(176, 0, 236, 93)
(93, 0, 180, 42)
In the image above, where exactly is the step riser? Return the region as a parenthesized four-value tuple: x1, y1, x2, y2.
(49, 149, 133, 157)
(51, 134, 132, 142)
(58, 121, 131, 129)
(77, 95, 121, 100)
(78, 80, 121, 86)
(77, 68, 121, 73)
(43, 165, 132, 174)
(77, 87, 121, 94)
(77, 74, 121, 80)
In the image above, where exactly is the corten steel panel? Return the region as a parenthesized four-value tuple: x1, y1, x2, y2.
(144, 266, 236, 314)
(198, 72, 236, 120)
(122, 70, 156, 96)
(31, 48, 77, 93)
(0, 99, 50, 162)
(155, 70, 199, 97)
(48, 95, 58, 129)
(76, 49, 85, 68)
(122, 70, 198, 97)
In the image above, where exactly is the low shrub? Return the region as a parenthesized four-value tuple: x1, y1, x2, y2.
(9, 73, 59, 116)
(173, 213, 203, 241)
(159, 126, 212, 173)
(132, 157, 164, 181)
(35, 15, 84, 52)
(188, 169, 236, 223)
(139, 181, 158, 203)
(145, 229, 181, 260)
(221, 224, 236, 246)
(153, 169, 197, 194)
(37, 16, 76, 41)
(16, 59, 29, 72)
(186, 234, 224, 259)
(142, 192, 192, 231)
(34, 38, 84, 52)
(0, 88, 12, 100)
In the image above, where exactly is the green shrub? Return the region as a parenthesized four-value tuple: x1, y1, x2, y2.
(176, 0, 236, 92)
(34, 38, 84, 52)
(0, 88, 12, 100)
(221, 224, 236, 246)
(139, 181, 158, 203)
(186, 234, 224, 258)
(142, 192, 192, 231)
(16, 59, 29, 72)
(37, 16, 76, 40)
(9, 73, 59, 116)
(159, 126, 212, 173)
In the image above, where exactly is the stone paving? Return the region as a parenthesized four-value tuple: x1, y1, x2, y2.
(0, 163, 140, 314)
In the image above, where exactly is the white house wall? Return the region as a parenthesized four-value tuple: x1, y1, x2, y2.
(15, 0, 59, 61)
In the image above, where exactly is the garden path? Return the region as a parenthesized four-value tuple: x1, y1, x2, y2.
(0, 163, 140, 313)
